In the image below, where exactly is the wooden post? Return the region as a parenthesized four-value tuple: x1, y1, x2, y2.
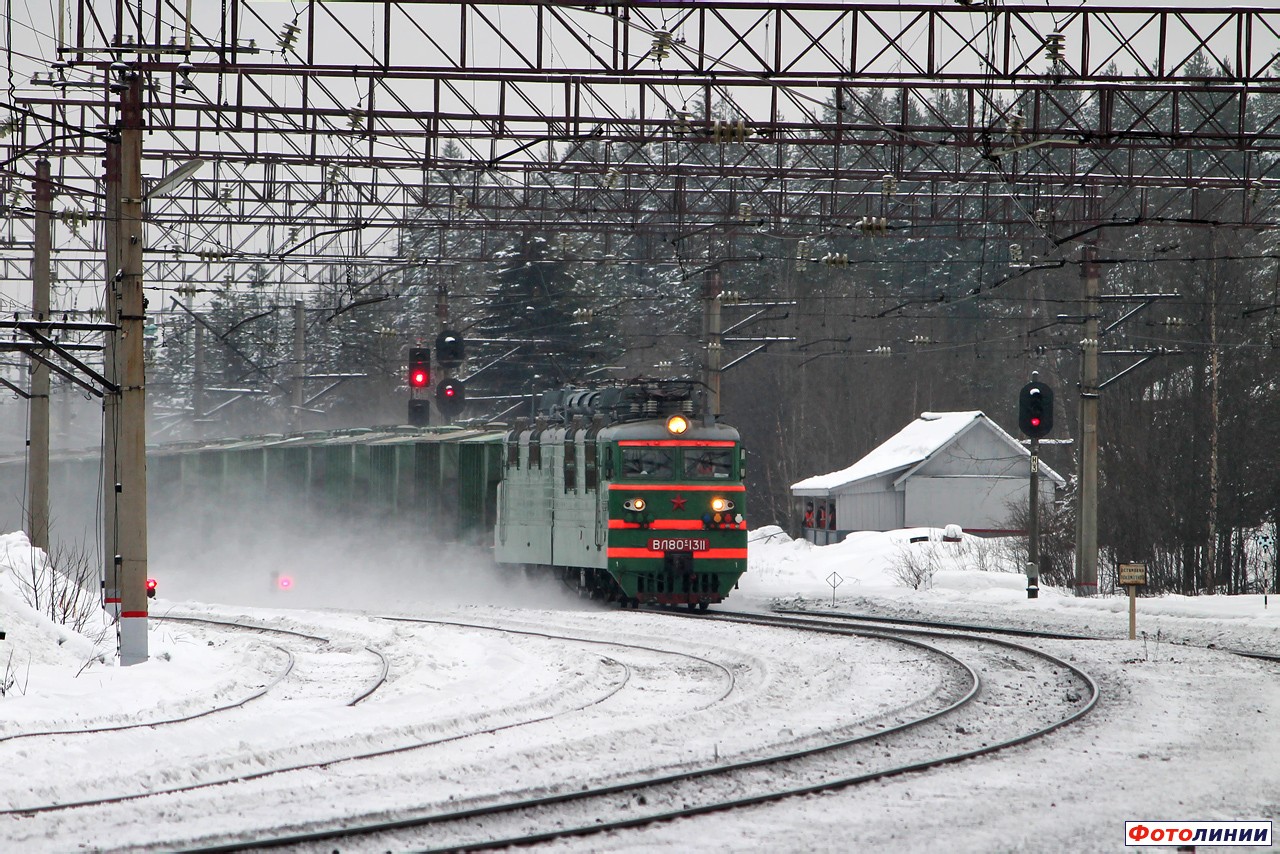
(1119, 563, 1147, 640)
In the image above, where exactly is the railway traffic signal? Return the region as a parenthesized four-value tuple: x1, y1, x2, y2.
(436, 330, 465, 366)
(1018, 381, 1054, 439)
(408, 347, 431, 389)
(408, 399, 431, 427)
(146, 578, 157, 598)
(436, 378, 466, 418)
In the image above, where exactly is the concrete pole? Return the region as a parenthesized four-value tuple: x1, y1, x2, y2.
(703, 267, 722, 420)
(57, 377, 71, 446)
(102, 139, 121, 619)
(27, 159, 52, 552)
(435, 283, 450, 423)
(1074, 246, 1100, 597)
(192, 322, 205, 440)
(116, 74, 149, 666)
(1206, 232, 1220, 593)
(291, 299, 305, 432)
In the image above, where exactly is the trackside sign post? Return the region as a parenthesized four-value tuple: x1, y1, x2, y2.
(1119, 563, 1146, 639)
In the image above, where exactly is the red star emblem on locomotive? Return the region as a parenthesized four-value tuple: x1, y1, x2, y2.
(670, 495, 687, 510)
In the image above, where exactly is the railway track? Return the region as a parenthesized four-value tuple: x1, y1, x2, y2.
(177, 610, 1097, 852)
(0, 613, 746, 852)
(771, 605, 1280, 664)
(0, 640, 294, 746)
(162, 614, 392, 707)
(0, 615, 391, 819)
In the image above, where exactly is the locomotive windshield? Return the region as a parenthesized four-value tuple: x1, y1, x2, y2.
(684, 448, 734, 479)
(622, 448, 675, 478)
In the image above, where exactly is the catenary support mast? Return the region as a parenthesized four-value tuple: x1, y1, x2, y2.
(1075, 247, 1100, 597)
(115, 73, 150, 665)
(28, 159, 53, 552)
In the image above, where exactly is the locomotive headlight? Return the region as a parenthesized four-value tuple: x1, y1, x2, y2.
(623, 497, 647, 512)
(666, 414, 690, 435)
(710, 497, 734, 513)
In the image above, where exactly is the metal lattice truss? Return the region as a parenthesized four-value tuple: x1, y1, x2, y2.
(3, 1, 1280, 306)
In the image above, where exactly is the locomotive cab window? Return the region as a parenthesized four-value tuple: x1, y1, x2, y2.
(622, 447, 675, 479)
(684, 448, 734, 479)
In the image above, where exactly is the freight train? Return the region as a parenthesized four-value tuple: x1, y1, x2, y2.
(0, 379, 748, 609)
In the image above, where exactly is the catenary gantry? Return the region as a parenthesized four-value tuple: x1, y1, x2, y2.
(1, 1, 1279, 300)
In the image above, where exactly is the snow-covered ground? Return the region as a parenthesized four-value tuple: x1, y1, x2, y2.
(1, 527, 1277, 852)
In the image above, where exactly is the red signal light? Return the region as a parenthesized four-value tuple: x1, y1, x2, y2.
(436, 378, 466, 418)
(407, 346, 431, 389)
(1018, 381, 1054, 439)
(146, 578, 157, 598)
(277, 575, 294, 590)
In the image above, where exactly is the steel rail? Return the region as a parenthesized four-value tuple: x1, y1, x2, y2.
(383, 614, 738, 704)
(181, 620, 980, 852)
(0, 641, 294, 747)
(401, 611, 1097, 854)
(0, 616, 701, 821)
(160, 614, 391, 707)
(771, 606, 1104, 641)
(776, 607, 1280, 664)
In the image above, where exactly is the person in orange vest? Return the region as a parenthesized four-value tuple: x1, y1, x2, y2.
(816, 504, 826, 530)
(803, 502, 815, 528)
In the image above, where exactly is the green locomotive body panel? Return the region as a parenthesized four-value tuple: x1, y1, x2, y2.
(596, 420, 747, 606)
(493, 409, 747, 606)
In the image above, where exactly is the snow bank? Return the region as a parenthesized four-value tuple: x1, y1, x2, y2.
(741, 526, 1025, 599)
(0, 532, 112, 670)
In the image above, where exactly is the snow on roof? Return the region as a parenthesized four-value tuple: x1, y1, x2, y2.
(791, 410, 1065, 492)
(792, 411, 983, 491)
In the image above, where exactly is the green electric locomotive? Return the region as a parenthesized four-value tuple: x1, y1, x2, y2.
(494, 380, 747, 609)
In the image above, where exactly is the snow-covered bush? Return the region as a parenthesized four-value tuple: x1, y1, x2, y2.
(889, 541, 942, 589)
(889, 532, 1023, 589)
(3, 536, 101, 632)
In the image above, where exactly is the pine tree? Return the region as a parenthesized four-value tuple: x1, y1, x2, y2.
(471, 233, 616, 396)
